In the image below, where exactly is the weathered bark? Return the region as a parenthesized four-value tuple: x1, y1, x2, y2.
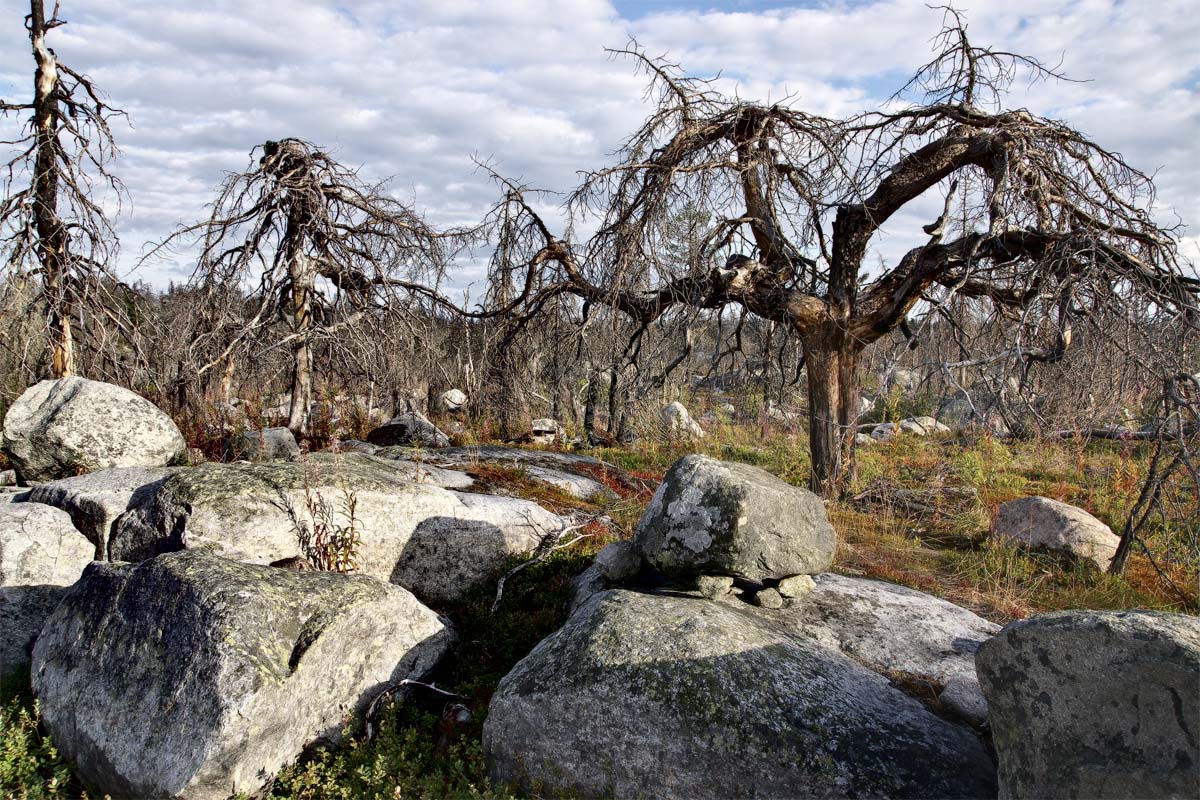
(30, 1, 73, 377)
(286, 248, 314, 435)
(583, 365, 600, 445)
(803, 331, 861, 498)
(489, 344, 529, 441)
(219, 355, 236, 408)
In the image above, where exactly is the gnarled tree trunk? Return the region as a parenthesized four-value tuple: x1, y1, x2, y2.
(803, 329, 861, 498)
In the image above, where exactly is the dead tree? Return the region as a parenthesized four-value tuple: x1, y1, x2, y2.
(1, 1, 128, 378)
(480, 9, 1199, 497)
(151, 138, 467, 434)
(1109, 373, 1199, 583)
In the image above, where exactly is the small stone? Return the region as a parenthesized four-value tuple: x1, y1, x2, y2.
(871, 422, 897, 442)
(939, 676, 989, 728)
(696, 575, 735, 599)
(777, 574, 816, 598)
(659, 401, 704, 439)
(436, 389, 468, 414)
(753, 587, 785, 609)
(594, 541, 640, 582)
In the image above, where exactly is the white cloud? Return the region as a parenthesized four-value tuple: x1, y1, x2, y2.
(0, 0, 1195, 291)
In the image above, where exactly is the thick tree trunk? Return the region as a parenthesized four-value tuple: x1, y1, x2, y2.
(583, 364, 600, 444)
(48, 299, 74, 378)
(487, 338, 529, 441)
(803, 333, 861, 499)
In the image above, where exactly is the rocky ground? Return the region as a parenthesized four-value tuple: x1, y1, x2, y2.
(0, 377, 1197, 799)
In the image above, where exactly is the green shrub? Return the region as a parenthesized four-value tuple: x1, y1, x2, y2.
(0, 673, 77, 800)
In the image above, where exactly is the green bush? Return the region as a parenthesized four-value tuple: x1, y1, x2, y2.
(0, 672, 77, 800)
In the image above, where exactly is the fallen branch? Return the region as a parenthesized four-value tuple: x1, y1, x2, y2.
(852, 481, 980, 516)
(491, 509, 617, 614)
(364, 679, 467, 741)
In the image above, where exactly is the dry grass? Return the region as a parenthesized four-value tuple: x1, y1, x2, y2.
(593, 418, 1196, 622)
(171, 396, 1197, 621)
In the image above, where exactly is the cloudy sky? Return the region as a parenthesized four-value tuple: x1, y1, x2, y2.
(1, 0, 1197, 291)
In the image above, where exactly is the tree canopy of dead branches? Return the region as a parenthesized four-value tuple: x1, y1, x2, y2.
(149, 138, 472, 432)
(1, 1, 133, 378)
(475, 7, 1200, 497)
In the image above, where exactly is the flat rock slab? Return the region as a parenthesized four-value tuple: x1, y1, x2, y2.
(26, 466, 182, 559)
(0, 503, 94, 587)
(2, 377, 185, 482)
(351, 452, 474, 489)
(977, 609, 1200, 800)
(756, 573, 999, 726)
(32, 551, 455, 800)
(111, 454, 562, 603)
(423, 445, 624, 476)
(485, 588, 996, 800)
(381, 445, 625, 500)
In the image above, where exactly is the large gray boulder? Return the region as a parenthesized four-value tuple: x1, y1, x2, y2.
(25, 466, 181, 559)
(110, 454, 561, 603)
(759, 573, 999, 726)
(229, 427, 300, 461)
(366, 410, 451, 448)
(993, 496, 1119, 570)
(635, 455, 834, 581)
(0, 502, 94, 587)
(977, 610, 1200, 800)
(485, 589, 996, 799)
(32, 551, 455, 800)
(2, 377, 186, 482)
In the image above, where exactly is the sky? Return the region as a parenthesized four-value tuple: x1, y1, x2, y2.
(1, 0, 1197, 293)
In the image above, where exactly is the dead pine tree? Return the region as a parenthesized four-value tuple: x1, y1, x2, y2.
(149, 138, 469, 434)
(1, 0, 129, 378)
(479, 8, 1199, 497)
(1108, 373, 1199, 590)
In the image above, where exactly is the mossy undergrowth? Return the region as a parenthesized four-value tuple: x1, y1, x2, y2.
(0, 669, 81, 799)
